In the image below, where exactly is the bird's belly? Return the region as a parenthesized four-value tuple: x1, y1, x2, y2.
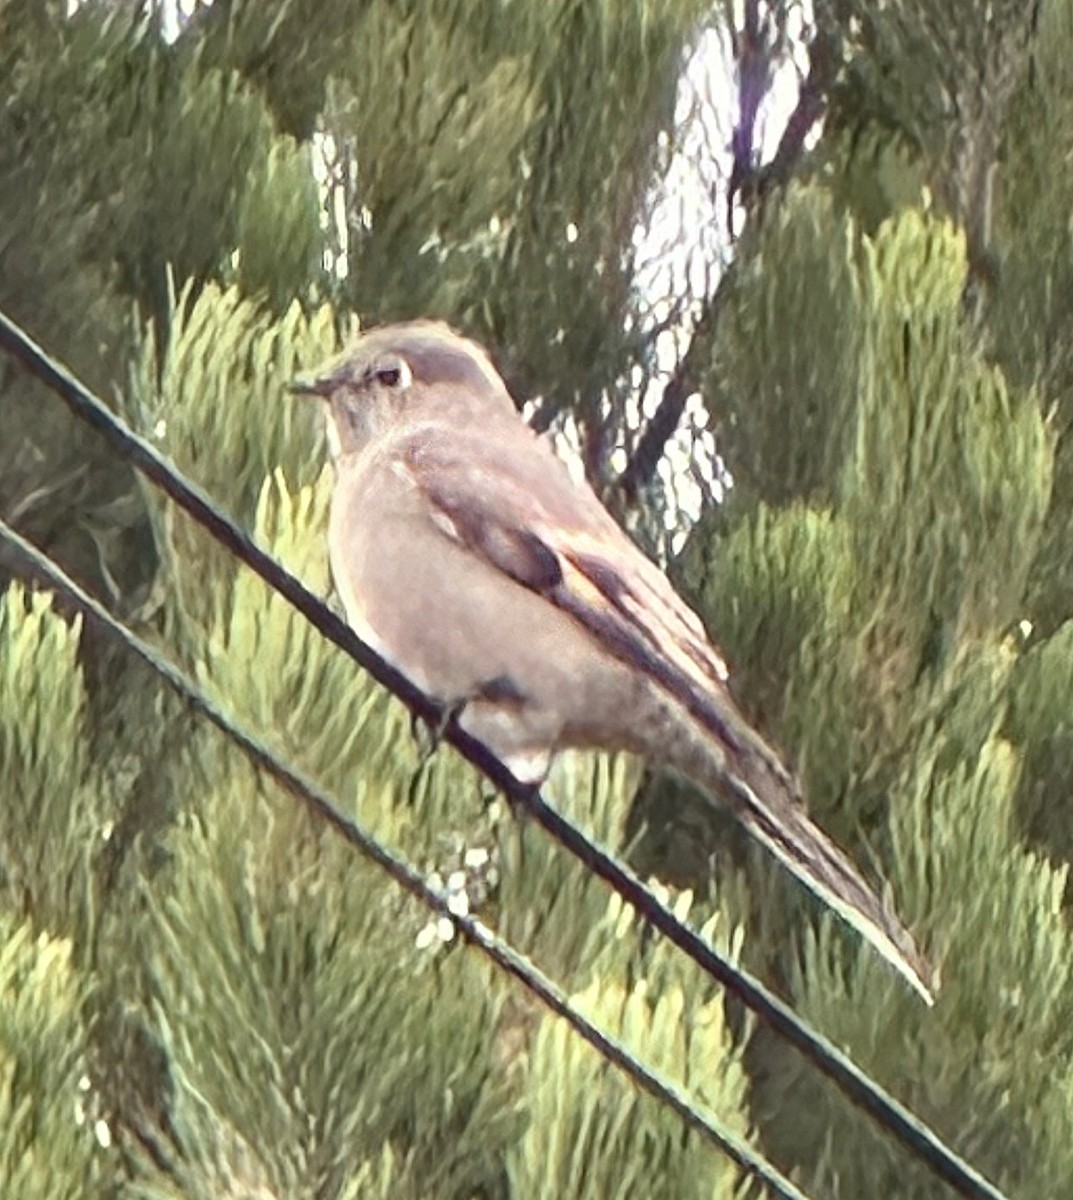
(336, 529, 567, 696)
(329, 510, 647, 766)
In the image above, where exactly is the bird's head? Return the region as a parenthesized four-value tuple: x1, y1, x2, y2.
(290, 320, 515, 457)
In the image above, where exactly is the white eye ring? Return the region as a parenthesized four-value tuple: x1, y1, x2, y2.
(374, 359, 412, 389)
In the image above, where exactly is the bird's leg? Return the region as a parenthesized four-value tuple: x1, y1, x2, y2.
(406, 680, 508, 811)
(406, 697, 472, 811)
(410, 674, 527, 765)
(409, 695, 470, 767)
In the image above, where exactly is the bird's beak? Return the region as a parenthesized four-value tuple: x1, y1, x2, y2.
(288, 375, 332, 399)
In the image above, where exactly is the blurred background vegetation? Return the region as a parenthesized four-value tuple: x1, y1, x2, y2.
(1, 0, 1072, 1196)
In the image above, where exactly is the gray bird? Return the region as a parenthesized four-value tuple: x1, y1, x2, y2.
(293, 321, 935, 1003)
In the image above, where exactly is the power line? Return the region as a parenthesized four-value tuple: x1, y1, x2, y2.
(0, 515, 810, 1200)
(0, 309, 1010, 1200)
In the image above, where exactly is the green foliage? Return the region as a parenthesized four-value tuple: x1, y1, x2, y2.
(0, 0, 135, 387)
(683, 157, 1071, 1199)
(133, 776, 519, 1199)
(0, 586, 102, 941)
(697, 203, 1051, 826)
(315, 0, 709, 421)
(992, 1, 1073, 636)
(1005, 619, 1073, 865)
(781, 733, 1073, 1200)
(329, 4, 539, 315)
(235, 137, 324, 309)
(0, 0, 326, 615)
(0, 916, 107, 1199)
(123, 282, 347, 648)
(709, 188, 864, 504)
(843, 212, 1051, 641)
(0, 1, 323, 333)
(510, 929, 747, 1200)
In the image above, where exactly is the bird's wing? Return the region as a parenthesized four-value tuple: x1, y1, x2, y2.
(403, 425, 742, 747)
(402, 424, 935, 1002)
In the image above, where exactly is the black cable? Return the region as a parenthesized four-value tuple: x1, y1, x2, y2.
(0, 310, 1010, 1200)
(0, 515, 810, 1200)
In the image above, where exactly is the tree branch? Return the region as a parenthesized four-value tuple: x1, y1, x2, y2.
(615, 18, 842, 506)
(616, 297, 721, 506)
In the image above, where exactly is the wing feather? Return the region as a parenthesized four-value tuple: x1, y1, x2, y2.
(404, 429, 757, 758)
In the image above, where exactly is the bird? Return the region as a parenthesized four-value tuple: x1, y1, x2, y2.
(291, 320, 935, 1003)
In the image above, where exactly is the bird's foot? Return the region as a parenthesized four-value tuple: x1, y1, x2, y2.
(409, 695, 469, 767)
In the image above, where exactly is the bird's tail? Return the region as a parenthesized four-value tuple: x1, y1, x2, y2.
(671, 725, 936, 1004)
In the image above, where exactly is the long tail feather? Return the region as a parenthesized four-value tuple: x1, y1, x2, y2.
(683, 737, 936, 1004)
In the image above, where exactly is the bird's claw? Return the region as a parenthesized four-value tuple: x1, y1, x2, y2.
(409, 695, 469, 767)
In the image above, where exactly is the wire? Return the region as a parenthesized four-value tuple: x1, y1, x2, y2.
(0, 516, 810, 1200)
(0, 310, 1010, 1200)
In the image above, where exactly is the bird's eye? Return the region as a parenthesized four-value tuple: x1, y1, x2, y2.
(373, 359, 411, 390)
